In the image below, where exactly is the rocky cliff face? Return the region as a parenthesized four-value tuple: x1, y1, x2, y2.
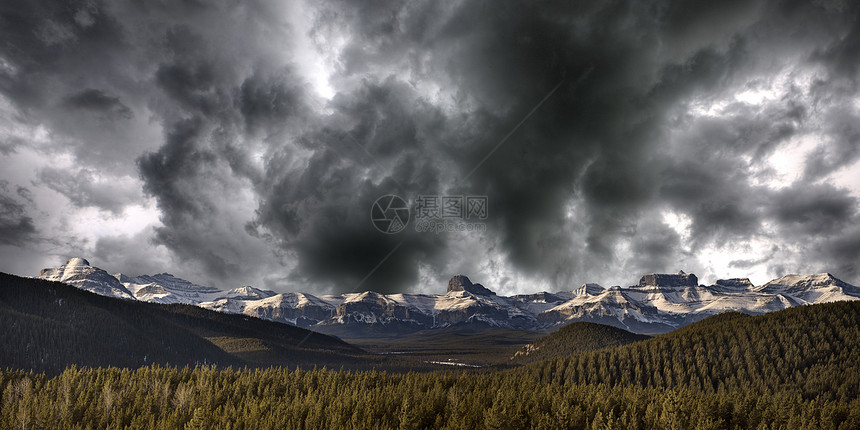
(757, 273, 859, 303)
(38, 258, 135, 300)
(574, 283, 605, 297)
(712, 278, 754, 291)
(447, 274, 496, 296)
(638, 271, 698, 288)
(35, 259, 860, 338)
(116, 273, 224, 304)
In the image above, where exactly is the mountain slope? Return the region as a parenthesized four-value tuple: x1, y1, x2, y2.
(35, 259, 860, 337)
(756, 272, 860, 303)
(526, 300, 860, 402)
(0, 272, 360, 374)
(510, 322, 649, 365)
(38, 257, 135, 300)
(538, 271, 860, 333)
(3, 302, 859, 429)
(116, 272, 224, 304)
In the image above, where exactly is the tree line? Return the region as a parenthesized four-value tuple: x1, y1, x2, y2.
(1, 364, 858, 429)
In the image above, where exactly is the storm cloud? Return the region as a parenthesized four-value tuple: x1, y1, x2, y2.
(0, 181, 36, 246)
(1, 0, 859, 293)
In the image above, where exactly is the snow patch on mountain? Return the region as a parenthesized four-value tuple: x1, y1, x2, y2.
(35, 258, 860, 336)
(116, 272, 223, 304)
(38, 258, 135, 300)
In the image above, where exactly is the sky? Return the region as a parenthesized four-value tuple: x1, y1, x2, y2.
(1, 0, 859, 295)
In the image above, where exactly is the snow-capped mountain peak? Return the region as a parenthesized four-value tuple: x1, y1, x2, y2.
(710, 278, 754, 292)
(636, 271, 698, 289)
(223, 286, 276, 300)
(761, 272, 848, 289)
(114, 272, 223, 304)
(66, 257, 90, 267)
(574, 283, 605, 297)
(756, 273, 858, 304)
(38, 258, 135, 300)
(34, 260, 860, 337)
(447, 274, 496, 296)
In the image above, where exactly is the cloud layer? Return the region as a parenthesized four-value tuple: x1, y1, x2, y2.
(1, 0, 859, 293)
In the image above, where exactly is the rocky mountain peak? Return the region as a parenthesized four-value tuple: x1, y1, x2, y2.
(38, 257, 135, 300)
(447, 275, 495, 296)
(31, 258, 860, 337)
(713, 278, 754, 290)
(66, 257, 90, 267)
(224, 285, 276, 300)
(447, 275, 471, 292)
(763, 273, 848, 289)
(574, 283, 604, 297)
(638, 271, 699, 288)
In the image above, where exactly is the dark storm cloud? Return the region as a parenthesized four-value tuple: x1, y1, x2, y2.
(236, 70, 308, 135)
(408, 0, 747, 279)
(762, 182, 860, 280)
(61, 89, 133, 120)
(252, 77, 453, 292)
(155, 62, 221, 117)
(137, 118, 229, 277)
(812, 6, 860, 81)
(0, 139, 21, 156)
(129, 1, 328, 289)
(623, 216, 686, 276)
(0, 0, 162, 180)
(0, 0, 129, 111)
(138, 118, 215, 218)
(0, 182, 36, 246)
(768, 183, 857, 235)
(283, 0, 753, 288)
(36, 167, 142, 214)
(91, 229, 168, 278)
(822, 227, 860, 279)
(729, 245, 780, 270)
(659, 160, 763, 247)
(803, 107, 860, 180)
(2, 0, 860, 292)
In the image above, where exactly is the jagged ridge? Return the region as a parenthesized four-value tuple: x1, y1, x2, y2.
(36, 259, 860, 337)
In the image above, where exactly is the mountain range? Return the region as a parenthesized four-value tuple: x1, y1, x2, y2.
(0, 271, 361, 374)
(37, 258, 860, 337)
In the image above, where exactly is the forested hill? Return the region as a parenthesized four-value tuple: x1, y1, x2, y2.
(1, 275, 860, 428)
(510, 321, 650, 365)
(0, 272, 361, 374)
(522, 300, 860, 402)
(2, 301, 859, 429)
